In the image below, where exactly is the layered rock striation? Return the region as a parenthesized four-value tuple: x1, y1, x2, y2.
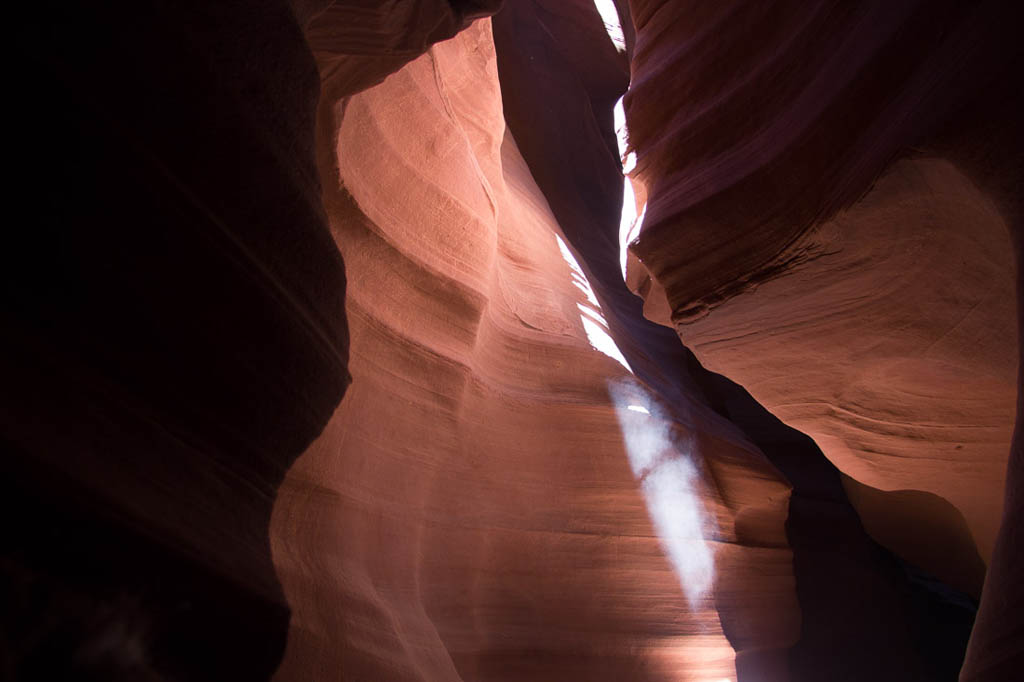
(6, 1, 1019, 681)
(271, 18, 795, 681)
(622, 1, 1023, 679)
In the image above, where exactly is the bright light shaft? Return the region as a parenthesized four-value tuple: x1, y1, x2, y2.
(614, 96, 634, 172)
(614, 97, 647, 280)
(581, 316, 633, 373)
(557, 235, 633, 373)
(608, 379, 716, 610)
(592, 0, 626, 52)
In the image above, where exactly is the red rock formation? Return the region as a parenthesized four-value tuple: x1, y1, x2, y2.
(7, 1, 349, 679)
(294, 0, 501, 100)
(265, 4, 981, 680)
(270, 19, 800, 681)
(7, 1, 1018, 680)
(494, 2, 980, 679)
(652, 157, 1016, 576)
(622, 0, 1023, 678)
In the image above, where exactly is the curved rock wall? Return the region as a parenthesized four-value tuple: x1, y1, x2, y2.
(621, 0, 1023, 678)
(493, 3, 982, 679)
(270, 18, 802, 682)
(9, 2, 1018, 680)
(624, 0, 1019, 323)
(661, 157, 1015, 578)
(7, 2, 349, 679)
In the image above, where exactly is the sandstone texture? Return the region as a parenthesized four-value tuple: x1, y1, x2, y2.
(622, 1, 1023, 679)
(5, 1, 1020, 681)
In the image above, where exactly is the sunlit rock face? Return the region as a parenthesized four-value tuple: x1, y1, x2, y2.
(622, 0, 1023, 679)
(269, 19, 802, 681)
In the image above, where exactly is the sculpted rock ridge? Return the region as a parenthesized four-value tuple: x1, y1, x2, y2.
(621, 2, 1022, 679)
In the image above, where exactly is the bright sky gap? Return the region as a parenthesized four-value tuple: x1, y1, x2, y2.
(592, 0, 627, 52)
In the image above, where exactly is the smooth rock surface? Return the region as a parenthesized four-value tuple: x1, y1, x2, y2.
(621, 1, 1024, 678)
(659, 158, 1015, 573)
(270, 19, 800, 682)
(7, 1, 1018, 680)
(267, 8, 980, 681)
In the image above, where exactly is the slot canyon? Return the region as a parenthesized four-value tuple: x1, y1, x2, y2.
(5, 1, 1022, 681)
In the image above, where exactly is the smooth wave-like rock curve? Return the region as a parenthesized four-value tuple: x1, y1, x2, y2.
(492, 3, 980, 680)
(661, 157, 1016, 574)
(270, 19, 804, 681)
(8, 1, 1017, 680)
(621, 1, 1023, 679)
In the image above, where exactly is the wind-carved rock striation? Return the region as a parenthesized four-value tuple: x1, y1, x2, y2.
(271, 18, 799, 681)
(6, 1, 1020, 681)
(622, 1, 1023, 679)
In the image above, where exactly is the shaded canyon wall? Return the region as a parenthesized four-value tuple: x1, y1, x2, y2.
(620, 1, 1023, 679)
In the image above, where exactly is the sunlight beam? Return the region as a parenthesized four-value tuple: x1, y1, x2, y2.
(608, 379, 716, 611)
